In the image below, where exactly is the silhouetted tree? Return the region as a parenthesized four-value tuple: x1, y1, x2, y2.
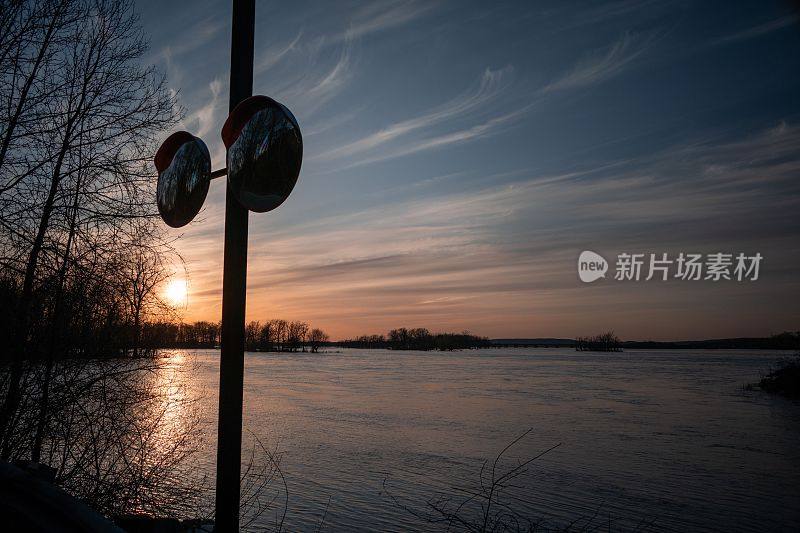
(245, 321, 261, 351)
(257, 321, 274, 351)
(0, 0, 180, 460)
(271, 319, 288, 352)
(576, 331, 622, 352)
(118, 238, 172, 358)
(287, 321, 309, 352)
(307, 328, 330, 353)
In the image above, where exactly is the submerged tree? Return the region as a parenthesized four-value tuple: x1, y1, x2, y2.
(575, 331, 622, 352)
(307, 328, 330, 353)
(384, 429, 563, 532)
(287, 321, 309, 352)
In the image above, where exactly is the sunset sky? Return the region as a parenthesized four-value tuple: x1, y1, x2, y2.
(141, 0, 800, 340)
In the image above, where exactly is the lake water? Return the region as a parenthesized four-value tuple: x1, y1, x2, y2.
(169, 348, 800, 532)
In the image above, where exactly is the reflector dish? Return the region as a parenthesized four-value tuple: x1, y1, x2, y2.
(155, 132, 211, 228)
(223, 96, 302, 213)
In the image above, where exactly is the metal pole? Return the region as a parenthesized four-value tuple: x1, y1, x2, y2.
(215, 0, 254, 530)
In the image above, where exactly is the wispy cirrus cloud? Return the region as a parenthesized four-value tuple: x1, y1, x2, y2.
(146, 16, 226, 64)
(558, 0, 666, 29)
(303, 108, 361, 137)
(186, 78, 223, 138)
(543, 32, 651, 92)
(268, 35, 357, 119)
(145, 15, 227, 92)
(255, 30, 304, 74)
(307, 44, 353, 101)
(314, 66, 514, 162)
(315, 32, 652, 170)
(254, 0, 438, 120)
(338, 104, 534, 169)
(277, 123, 798, 271)
(710, 15, 797, 46)
(171, 77, 227, 168)
(174, 112, 800, 338)
(341, 0, 438, 41)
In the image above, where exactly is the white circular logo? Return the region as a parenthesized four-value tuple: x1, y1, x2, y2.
(578, 251, 608, 283)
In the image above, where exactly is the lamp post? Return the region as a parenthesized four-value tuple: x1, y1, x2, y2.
(215, 0, 254, 530)
(153, 1, 303, 529)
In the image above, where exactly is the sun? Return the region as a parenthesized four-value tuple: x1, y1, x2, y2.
(164, 278, 188, 307)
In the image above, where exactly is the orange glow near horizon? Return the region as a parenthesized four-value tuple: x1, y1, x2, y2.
(172, 219, 792, 343)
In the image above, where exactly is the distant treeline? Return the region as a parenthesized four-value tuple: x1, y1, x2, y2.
(136, 320, 331, 353)
(619, 331, 800, 350)
(10, 315, 490, 356)
(337, 328, 491, 351)
(137, 323, 489, 352)
(490, 331, 800, 351)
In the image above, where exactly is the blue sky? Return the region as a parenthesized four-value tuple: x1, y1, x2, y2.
(141, 0, 800, 339)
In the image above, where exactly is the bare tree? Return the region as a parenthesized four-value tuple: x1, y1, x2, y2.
(0, 0, 181, 457)
(271, 320, 288, 352)
(240, 434, 288, 531)
(307, 328, 329, 353)
(245, 321, 262, 351)
(0, 3, 296, 527)
(287, 321, 309, 352)
(117, 235, 173, 358)
(575, 331, 622, 352)
(258, 321, 274, 351)
(0, 0, 77, 189)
